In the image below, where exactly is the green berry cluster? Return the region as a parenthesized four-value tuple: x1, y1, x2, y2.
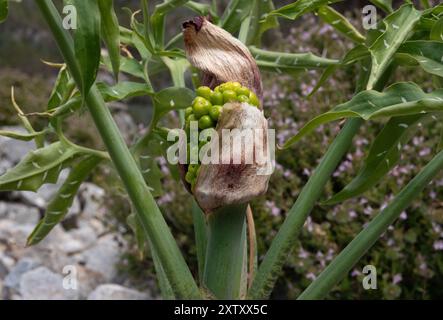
(184, 82, 260, 190)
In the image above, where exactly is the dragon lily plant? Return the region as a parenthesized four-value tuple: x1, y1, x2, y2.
(0, 0, 443, 300)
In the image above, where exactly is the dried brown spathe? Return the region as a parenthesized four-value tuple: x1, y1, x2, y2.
(183, 16, 263, 103)
(194, 103, 271, 213)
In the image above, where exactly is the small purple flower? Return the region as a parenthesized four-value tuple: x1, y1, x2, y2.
(393, 274, 402, 284)
(433, 240, 443, 251)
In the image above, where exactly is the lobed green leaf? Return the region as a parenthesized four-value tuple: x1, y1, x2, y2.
(324, 114, 427, 205)
(367, 4, 421, 89)
(317, 6, 365, 44)
(27, 156, 101, 246)
(281, 82, 443, 149)
(266, 0, 342, 20)
(0, 142, 80, 192)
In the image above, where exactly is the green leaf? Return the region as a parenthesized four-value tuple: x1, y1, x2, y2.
(128, 211, 175, 299)
(73, 0, 101, 98)
(367, 4, 421, 89)
(102, 55, 147, 81)
(369, 0, 393, 13)
(0, 0, 8, 23)
(397, 41, 443, 78)
(186, 1, 219, 22)
(97, 81, 153, 101)
(430, 16, 443, 41)
(126, 211, 146, 255)
(220, 0, 255, 35)
(153, 86, 195, 123)
(27, 156, 100, 246)
(253, 0, 279, 45)
(266, 0, 342, 20)
(151, 0, 188, 47)
(307, 46, 369, 96)
(317, 6, 365, 44)
(0, 129, 47, 142)
(281, 82, 443, 149)
(47, 65, 75, 111)
(149, 238, 175, 299)
(324, 115, 425, 205)
(0, 142, 80, 192)
(249, 46, 339, 73)
(138, 139, 164, 198)
(307, 65, 339, 97)
(98, 0, 121, 81)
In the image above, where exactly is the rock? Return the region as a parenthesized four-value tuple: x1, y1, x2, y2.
(0, 158, 11, 176)
(0, 258, 8, 278)
(0, 127, 35, 165)
(0, 202, 40, 225)
(88, 284, 149, 300)
(4, 258, 40, 292)
(75, 234, 125, 282)
(79, 183, 105, 219)
(0, 249, 15, 272)
(19, 266, 79, 300)
(0, 220, 34, 248)
(67, 223, 98, 249)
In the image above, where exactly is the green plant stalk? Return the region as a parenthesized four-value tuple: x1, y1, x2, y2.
(192, 199, 207, 283)
(299, 148, 443, 299)
(203, 203, 248, 299)
(249, 63, 395, 299)
(36, 0, 200, 299)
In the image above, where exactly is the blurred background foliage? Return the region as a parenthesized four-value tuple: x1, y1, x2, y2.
(1, 0, 442, 299)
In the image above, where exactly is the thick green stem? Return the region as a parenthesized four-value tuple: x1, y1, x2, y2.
(36, 0, 200, 299)
(299, 148, 443, 299)
(203, 204, 248, 299)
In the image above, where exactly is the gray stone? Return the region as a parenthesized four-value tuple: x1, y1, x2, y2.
(0, 202, 40, 225)
(0, 220, 34, 248)
(0, 126, 35, 165)
(79, 183, 105, 219)
(75, 234, 125, 281)
(4, 257, 40, 291)
(19, 266, 79, 300)
(87, 284, 149, 300)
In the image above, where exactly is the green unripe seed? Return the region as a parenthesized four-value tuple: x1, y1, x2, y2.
(236, 86, 250, 96)
(188, 164, 198, 173)
(185, 106, 193, 119)
(231, 81, 242, 90)
(223, 90, 237, 103)
(210, 91, 224, 105)
(185, 170, 195, 184)
(199, 115, 214, 129)
(209, 105, 222, 121)
(249, 91, 259, 106)
(196, 86, 212, 100)
(193, 97, 212, 118)
(237, 95, 249, 103)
